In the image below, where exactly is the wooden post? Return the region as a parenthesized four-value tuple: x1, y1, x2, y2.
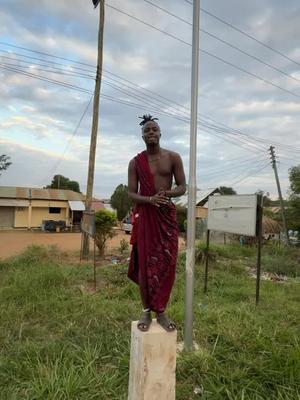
(128, 320, 177, 400)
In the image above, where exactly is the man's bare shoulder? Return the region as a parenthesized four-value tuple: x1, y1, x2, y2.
(128, 157, 136, 168)
(162, 148, 182, 162)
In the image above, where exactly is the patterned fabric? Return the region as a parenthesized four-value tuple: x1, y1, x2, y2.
(128, 151, 178, 313)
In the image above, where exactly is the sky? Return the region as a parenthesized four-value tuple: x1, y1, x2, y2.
(1, 0, 300, 200)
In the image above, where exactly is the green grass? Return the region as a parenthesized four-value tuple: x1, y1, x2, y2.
(0, 244, 299, 399)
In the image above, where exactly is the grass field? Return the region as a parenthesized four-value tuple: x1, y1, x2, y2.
(0, 243, 299, 399)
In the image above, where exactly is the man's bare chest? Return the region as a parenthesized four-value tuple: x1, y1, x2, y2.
(148, 157, 173, 178)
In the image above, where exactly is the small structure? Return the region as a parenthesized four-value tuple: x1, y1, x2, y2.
(0, 186, 85, 229)
(128, 320, 177, 400)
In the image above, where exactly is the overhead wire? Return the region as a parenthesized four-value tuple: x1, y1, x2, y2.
(142, 0, 300, 86)
(104, 3, 300, 101)
(2, 44, 300, 155)
(183, 0, 300, 70)
(39, 95, 94, 184)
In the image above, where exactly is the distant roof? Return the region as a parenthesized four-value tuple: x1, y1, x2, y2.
(91, 200, 105, 211)
(177, 188, 220, 207)
(0, 186, 85, 201)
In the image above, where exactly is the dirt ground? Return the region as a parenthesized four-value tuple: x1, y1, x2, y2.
(0, 229, 185, 259)
(0, 229, 132, 259)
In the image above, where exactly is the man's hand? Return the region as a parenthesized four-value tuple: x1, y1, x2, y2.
(150, 188, 169, 207)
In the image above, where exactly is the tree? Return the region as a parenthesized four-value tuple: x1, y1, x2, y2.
(0, 154, 12, 176)
(218, 186, 237, 195)
(94, 209, 117, 256)
(110, 184, 132, 220)
(287, 165, 300, 232)
(46, 175, 81, 193)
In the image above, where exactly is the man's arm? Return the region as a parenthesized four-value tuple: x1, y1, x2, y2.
(165, 153, 186, 198)
(128, 159, 170, 206)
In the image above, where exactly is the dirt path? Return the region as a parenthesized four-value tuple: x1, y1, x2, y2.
(0, 229, 185, 259)
(0, 229, 132, 259)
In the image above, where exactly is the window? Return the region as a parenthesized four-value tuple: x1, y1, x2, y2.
(49, 207, 61, 214)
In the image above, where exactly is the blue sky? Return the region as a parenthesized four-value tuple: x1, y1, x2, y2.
(1, 0, 300, 199)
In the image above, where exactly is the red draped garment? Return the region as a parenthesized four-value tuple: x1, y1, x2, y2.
(128, 151, 178, 313)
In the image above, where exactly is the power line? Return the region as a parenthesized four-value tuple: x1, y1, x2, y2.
(2, 46, 300, 156)
(105, 3, 300, 101)
(142, 0, 300, 86)
(40, 95, 94, 184)
(226, 162, 270, 187)
(2, 43, 300, 155)
(183, 0, 300, 69)
(1, 61, 298, 160)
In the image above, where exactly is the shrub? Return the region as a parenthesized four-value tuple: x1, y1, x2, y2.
(119, 239, 129, 254)
(94, 210, 117, 256)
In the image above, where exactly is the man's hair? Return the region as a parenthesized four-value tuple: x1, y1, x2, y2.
(139, 114, 159, 127)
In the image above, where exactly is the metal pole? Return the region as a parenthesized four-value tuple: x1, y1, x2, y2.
(256, 195, 263, 305)
(204, 229, 210, 293)
(184, 0, 200, 352)
(82, 1, 105, 258)
(269, 146, 290, 245)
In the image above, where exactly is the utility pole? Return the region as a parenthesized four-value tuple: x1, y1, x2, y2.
(184, 0, 200, 352)
(82, 0, 105, 258)
(269, 146, 290, 245)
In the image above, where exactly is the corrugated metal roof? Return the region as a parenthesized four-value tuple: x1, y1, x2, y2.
(0, 199, 29, 207)
(69, 200, 85, 211)
(0, 186, 85, 201)
(177, 188, 219, 207)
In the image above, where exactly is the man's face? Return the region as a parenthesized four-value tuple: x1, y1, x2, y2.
(142, 121, 161, 145)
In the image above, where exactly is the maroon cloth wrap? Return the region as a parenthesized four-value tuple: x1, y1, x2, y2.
(128, 151, 178, 313)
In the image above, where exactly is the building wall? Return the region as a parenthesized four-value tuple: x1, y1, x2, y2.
(15, 207, 29, 228)
(196, 207, 208, 219)
(30, 207, 67, 227)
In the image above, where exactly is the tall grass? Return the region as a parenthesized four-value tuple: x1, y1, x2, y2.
(0, 244, 299, 399)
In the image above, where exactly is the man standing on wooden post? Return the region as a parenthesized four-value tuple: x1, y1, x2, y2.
(128, 115, 186, 332)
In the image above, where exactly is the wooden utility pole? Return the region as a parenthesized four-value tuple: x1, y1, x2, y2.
(82, 0, 105, 258)
(269, 146, 290, 245)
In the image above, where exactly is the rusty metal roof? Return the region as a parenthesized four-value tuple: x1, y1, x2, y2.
(0, 186, 85, 201)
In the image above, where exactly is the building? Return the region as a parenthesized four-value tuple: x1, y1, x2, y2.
(0, 186, 85, 229)
(177, 188, 220, 218)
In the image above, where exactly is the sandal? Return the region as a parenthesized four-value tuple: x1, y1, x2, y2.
(156, 312, 176, 332)
(137, 310, 152, 332)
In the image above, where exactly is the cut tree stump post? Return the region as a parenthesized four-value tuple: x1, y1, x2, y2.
(128, 319, 177, 400)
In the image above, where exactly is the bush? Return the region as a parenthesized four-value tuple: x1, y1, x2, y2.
(94, 210, 117, 256)
(118, 239, 129, 254)
(176, 205, 187, 232)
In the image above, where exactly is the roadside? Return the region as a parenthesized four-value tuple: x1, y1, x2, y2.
(0, 229, 131, 259)
(0, 230, 185, 259)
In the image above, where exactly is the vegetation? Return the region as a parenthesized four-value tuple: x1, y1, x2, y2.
(45, 174, 81, 193)
(118, 238, 129, 254)
(94, 209, 117, 256)
(176, 204, 187, 232)
(0, 154, 12, 176)
(110, 184, 132, 221)
(0, 243, 299, 399)
(218, 186, 237, 195)
(287, 165, 300, 233)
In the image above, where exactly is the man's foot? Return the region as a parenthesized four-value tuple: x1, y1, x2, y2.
(156, 312, 176, 332)
(137, 310, 152, 332)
